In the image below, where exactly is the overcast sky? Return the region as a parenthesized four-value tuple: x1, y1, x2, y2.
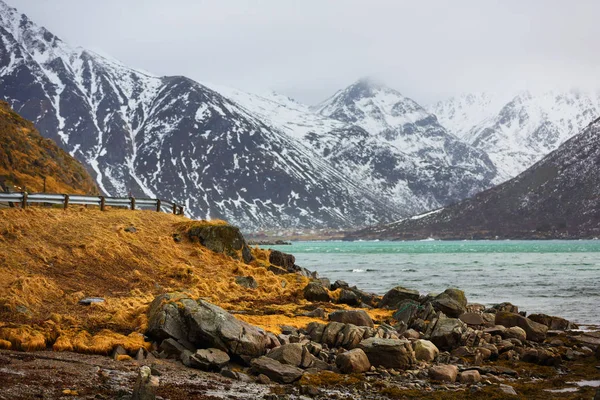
(9, 0, 600, 105)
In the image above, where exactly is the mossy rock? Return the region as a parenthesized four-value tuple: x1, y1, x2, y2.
(187, 224, 253, 263)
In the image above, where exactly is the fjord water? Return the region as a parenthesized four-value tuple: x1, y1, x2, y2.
(271, 240, 600, 326)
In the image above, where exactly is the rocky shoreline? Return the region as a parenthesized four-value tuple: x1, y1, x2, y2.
(1, 237, 600, 399)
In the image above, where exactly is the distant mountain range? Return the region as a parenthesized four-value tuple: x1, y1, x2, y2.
(432, 90, 600, 182)
(1, 0, 599, 231)
(348, 116, 600, 240)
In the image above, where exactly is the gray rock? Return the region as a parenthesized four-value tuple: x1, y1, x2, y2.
(392, 299, 421, 327)
(358, 338, 415, 370)
(432, 289, 467, 318)
(146, 293, 188, 342)
(336, 348, 371, 374)
(528, 313, 578, 330)
(250, 356, 304, 383)
(111, 345, 127, 360)
(303, 282, 331, 302)
(266, 343, 316, 369)
(338, 289, 360, 306)
(269, 250, 295, 270)
(303, 308, 326, 318)
(495, 312, 548, 342)
(498, 384, 517, 396)
(503, 326, 526, 342)
(379, 286, 420, 309)
(181, 298, 268, 358)
(146, 293, 268, 359)
(190, 348, 230, 370)
(332, 280, 349, 290)
(428, 317, 467, 350)
(459, 312, 484, 326)
(235, 276, 258, 289)
(328, 310, 374, 328)
(132, 366, 159, 400)
(159, 338, 189, 359)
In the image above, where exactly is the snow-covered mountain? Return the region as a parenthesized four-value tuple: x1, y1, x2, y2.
(349, 116, 600, 240)
(220, 79, 498, 215)
(0, 0, 403, 229)
(432, 90, 600, 181)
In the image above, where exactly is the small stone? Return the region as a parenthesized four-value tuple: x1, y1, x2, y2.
(111, 345, 127, 360)
(132, 366, 158, 400)
(459, 370, 481, 384)
(234, 276, 258, 289)
(190, 348, 230, 371)
(503, 326, 526, 342)
(250, 356, 304, 383)
(257, 374, 271, 384)
(413, 340, 439, 362)
(498, 383, 517, 396)
(124, 226, 137, 233)
(78, 297, 105, 306)
(429, 365, 458, 383)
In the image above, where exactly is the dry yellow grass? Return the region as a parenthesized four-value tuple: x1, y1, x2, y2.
(0, 207, 388, 355)
(0, 207, 312, 353)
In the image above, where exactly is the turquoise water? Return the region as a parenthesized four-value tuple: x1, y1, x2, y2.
(270, 240, 600, 325)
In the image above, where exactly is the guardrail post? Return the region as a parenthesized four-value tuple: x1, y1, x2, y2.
(178, 206, 184, 215)
(172, 204, 176, 214)
(130, 197, 136, 210)
(63, 194, 69, 210)
(100, 196, 106, 211)
(21, 192, 27, 208)
(156, 199, 161, 212)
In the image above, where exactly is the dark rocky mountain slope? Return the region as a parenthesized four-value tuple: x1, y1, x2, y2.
(348, 117, 600, 240)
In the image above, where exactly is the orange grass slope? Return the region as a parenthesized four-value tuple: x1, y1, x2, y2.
(0, 207, 311, 353)
(0, 101, 98, 194)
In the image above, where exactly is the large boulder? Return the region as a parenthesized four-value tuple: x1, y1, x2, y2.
(379, 286, 420, 309)
(358, 338, 415, 370)
(250, 356, 304, 383)
(427, 317, 467, 350)
(528, 314, 578, 330)
(495, 312, 548, 342)
(187, 224, 253, 263)
(146, 293, 268, 359)
(147, 294, 188, 342)
(304, 282, 331, 302)
(413, 339, 439, 362)
(328, 310, 374, 328)
(459, 312, 485, 326)
(336, 348, 371, 374)
(432, 289, 467, 318)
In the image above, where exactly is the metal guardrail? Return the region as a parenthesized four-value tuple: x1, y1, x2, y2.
(0, 192, 184, 215)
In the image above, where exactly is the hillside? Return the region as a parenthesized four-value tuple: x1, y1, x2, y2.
(348, 117, 600, 240)
(0, 207, 389, 354)
(0, 101, 97, 194)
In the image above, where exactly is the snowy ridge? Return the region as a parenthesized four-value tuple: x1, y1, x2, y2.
(432, 90, 600, 182)
(218, 79, 498, 216)
(350, 117, 600, 240)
